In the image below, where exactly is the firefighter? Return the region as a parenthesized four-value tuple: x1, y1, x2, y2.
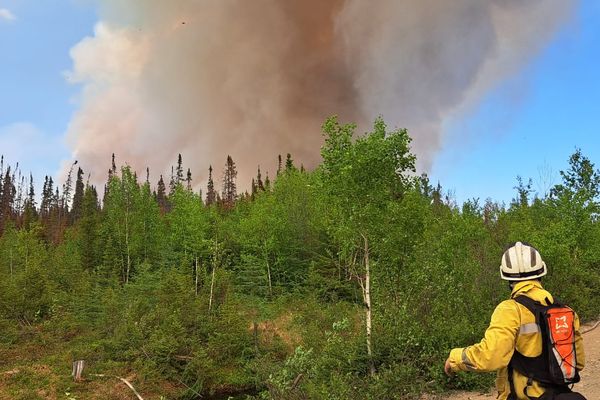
(444, 242, 585, 399)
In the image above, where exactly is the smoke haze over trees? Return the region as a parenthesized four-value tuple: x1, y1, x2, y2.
(63, 0, 575, 191)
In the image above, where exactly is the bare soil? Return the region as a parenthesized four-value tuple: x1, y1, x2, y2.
(424, 321, 600, 400)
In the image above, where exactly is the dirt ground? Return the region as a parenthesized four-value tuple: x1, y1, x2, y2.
(427, 321, 600, 400)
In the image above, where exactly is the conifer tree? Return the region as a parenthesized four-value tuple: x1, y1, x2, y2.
(251, 178, 257, 199)
(176, 154, 184, 185)
(13, 168, 24, 225)
(71, 167, 85, 223)
(62, 161, 77, 213)
(40, 176, 53, 222)
(156, 175, 168, 214)
(169, 166, 176, 196)
(257, 166, 265, 191)
(111, 153, 117, 176)
(206, 165, 216, 206)
(0, 167, 15, 234)
(22, 174, 37, 230)
(285, 153, 295, 172)
(221, 155, 237, 208)
(186, 168, 192, 191)
(277, 154, 282, 176)
(104, 154, 116, 205)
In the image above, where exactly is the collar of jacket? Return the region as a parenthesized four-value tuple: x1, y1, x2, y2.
(510, 280, 553, 305)
(510, 280, 542, 298)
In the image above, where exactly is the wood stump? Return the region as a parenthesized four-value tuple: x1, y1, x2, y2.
(72, 360, 85, 381)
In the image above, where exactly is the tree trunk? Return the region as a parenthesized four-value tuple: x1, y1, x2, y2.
(264, 241, 272, 296)
(125, 211, 131, 284)
(195, 257, 199, 296)
(208, 264, 216, 312)
(362, 234, 376, 377)
(208, 239, 217, 312)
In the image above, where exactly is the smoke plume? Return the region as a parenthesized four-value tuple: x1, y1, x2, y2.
(64, 0, 575, 192)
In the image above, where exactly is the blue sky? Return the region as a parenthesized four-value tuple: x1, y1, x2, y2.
(0, 1, 599, 205)
(0, 0, 96, 182)
(431, 1, 600, 205)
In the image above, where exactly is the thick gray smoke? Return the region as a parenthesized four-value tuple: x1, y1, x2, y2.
(64, 0, 575, 191)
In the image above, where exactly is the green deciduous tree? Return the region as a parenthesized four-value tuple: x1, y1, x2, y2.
(318, 116, 415, 376)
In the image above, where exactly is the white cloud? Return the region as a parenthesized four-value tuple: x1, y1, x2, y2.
(0, 8, 16, 21)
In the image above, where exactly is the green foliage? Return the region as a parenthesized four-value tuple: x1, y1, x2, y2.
(0, 122, 599, 399)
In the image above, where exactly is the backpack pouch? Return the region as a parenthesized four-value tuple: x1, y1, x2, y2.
(544, 307, 577, 382)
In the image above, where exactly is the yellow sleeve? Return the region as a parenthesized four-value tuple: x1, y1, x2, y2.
(448, 300, 520, 373)
(574, 313, 585, 371)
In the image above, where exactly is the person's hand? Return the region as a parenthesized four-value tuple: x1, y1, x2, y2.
(444, 358, 454, 377)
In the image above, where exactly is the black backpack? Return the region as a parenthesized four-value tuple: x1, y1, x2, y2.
(508, 295, 585, 400)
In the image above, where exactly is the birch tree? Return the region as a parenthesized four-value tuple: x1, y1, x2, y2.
(318, 116, 415, 376)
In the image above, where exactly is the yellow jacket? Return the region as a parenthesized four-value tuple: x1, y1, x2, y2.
(447, 280, 585, 399)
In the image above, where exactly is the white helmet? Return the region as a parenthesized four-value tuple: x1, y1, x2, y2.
(500, 242, 547, 281)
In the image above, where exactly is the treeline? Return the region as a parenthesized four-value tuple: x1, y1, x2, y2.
(0, 148, 278, 244)
(0, 117, 599, 399)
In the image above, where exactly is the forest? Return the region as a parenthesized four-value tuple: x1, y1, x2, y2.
(0, 117, 599, 399)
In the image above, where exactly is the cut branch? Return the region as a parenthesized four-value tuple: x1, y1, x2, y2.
(92, 374, 145, 400)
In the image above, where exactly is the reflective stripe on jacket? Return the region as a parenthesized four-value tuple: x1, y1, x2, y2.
(447, 280, 585, 400)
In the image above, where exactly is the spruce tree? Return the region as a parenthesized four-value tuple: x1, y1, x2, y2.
(257, 166, 265, 191)
(104, 154, 116, 205)
(176, 154, 184, 185)
(156, 175, 168, 214)
(0, 167, 15, 234)
(40, 176, 53, 222)
(206, 165, 216, 206)
(111, 153, 117, 176)
(285, 153, 295, 172)
(62, 161, 77, 215)
(71, 167, 85, 223)
(13, 168, 24, 225)
(22, 174, 37, 230)
(277, 154, 282, 176)
(169, 166, 176, 196)
(221, 155, 237, 208)
(186, 168, 192, 191)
